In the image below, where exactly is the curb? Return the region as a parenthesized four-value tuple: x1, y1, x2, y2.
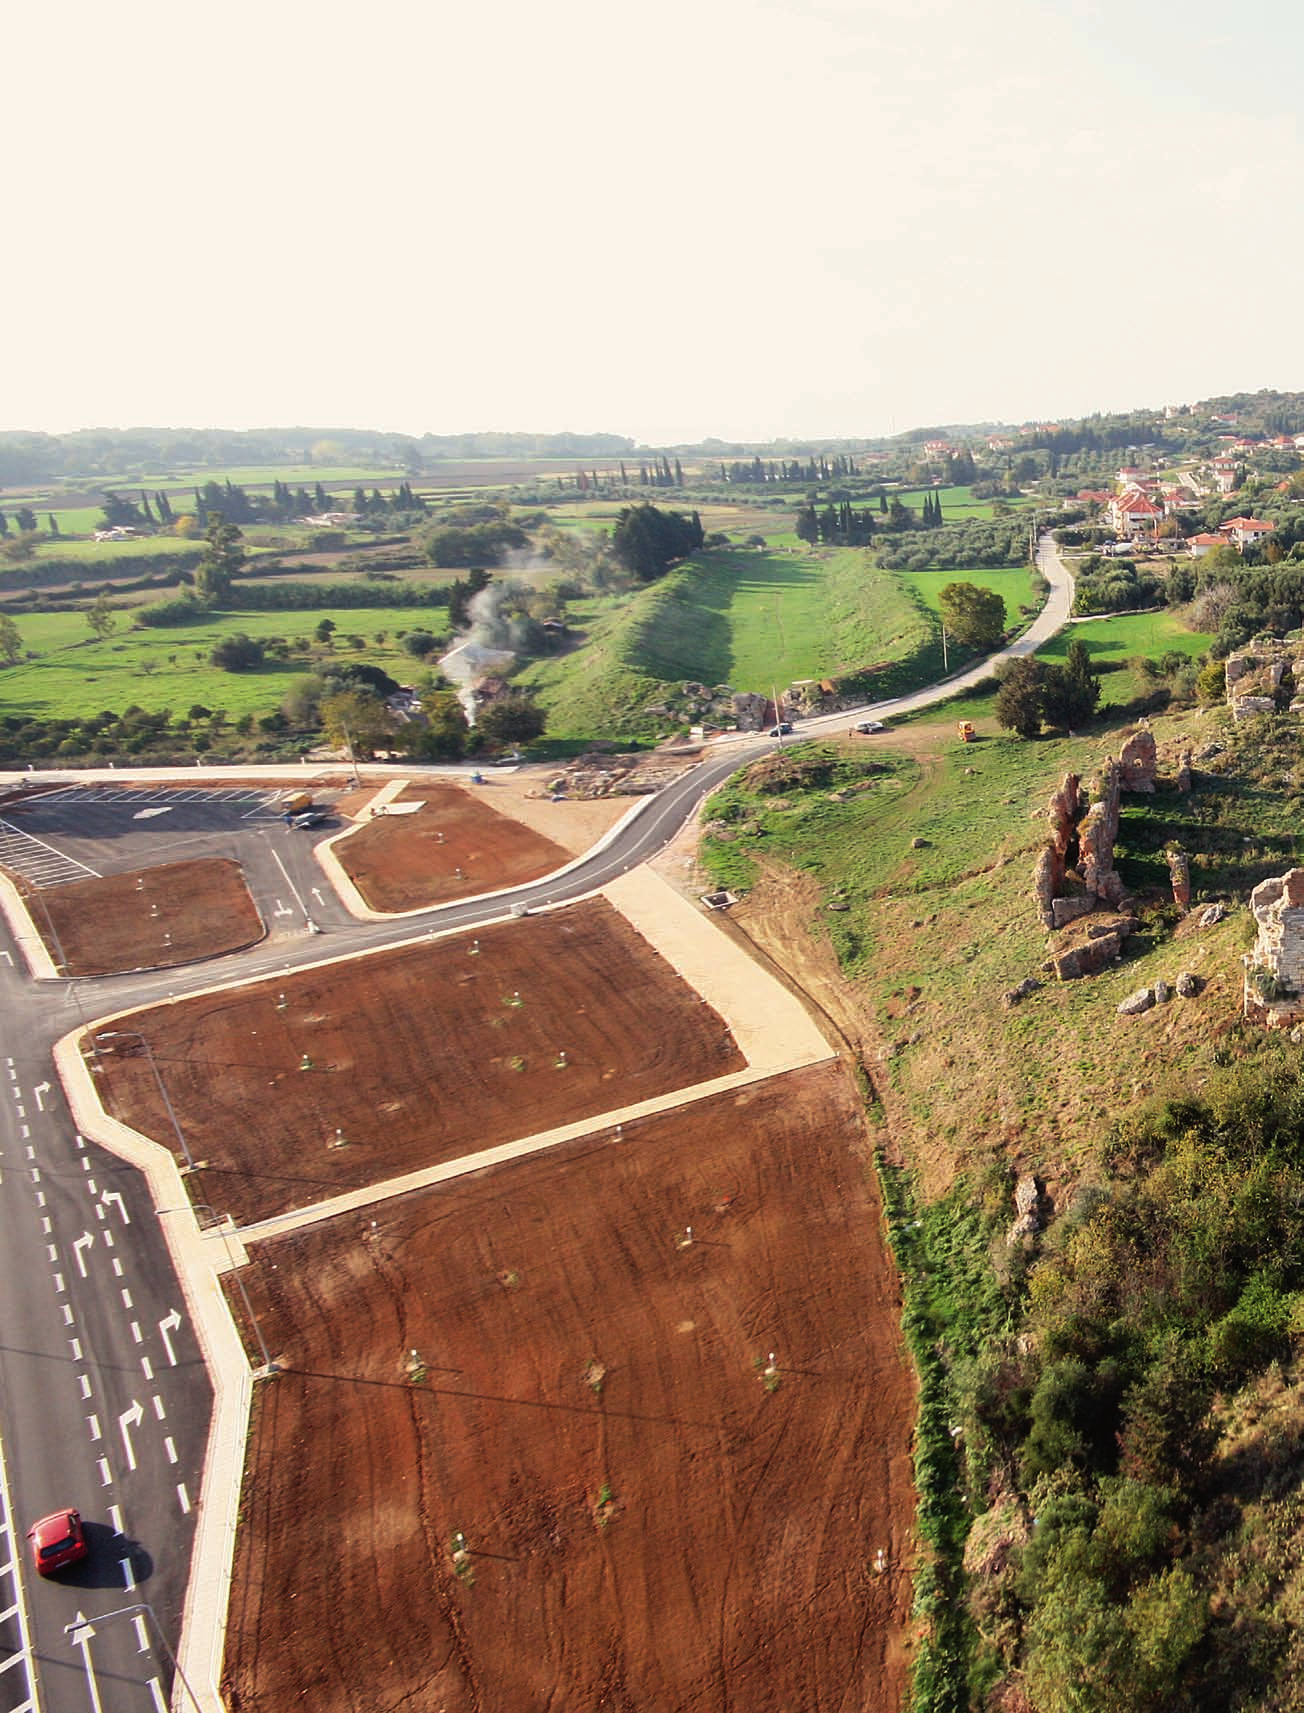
(52, 1029, 256, 1713)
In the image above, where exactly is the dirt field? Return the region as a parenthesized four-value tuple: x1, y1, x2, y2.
(221, 1061, 914, 1713)
(25, 858, 263, 976)
(336, 784, 575, 912)
(92, 899, 746, 1223)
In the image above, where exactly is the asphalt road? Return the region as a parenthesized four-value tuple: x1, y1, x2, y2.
(0, 956, 209, 1713)
(0, 535, 1073, 1712)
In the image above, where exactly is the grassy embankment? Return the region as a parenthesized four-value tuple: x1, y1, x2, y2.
(513, 546, 935, 741)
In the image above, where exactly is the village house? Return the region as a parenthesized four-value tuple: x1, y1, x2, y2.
(1220, 516, 1275, 550)
(1110, 487, 1162, 537)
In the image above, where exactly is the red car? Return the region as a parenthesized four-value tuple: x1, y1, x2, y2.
(27, 1509, 88, 1576)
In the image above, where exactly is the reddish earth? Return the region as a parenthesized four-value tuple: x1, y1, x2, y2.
(336, 784, 573, 912)
(24, 858, 263, 976)
(92, 899, 745, 1223)
(221, 1061, 914, 1713)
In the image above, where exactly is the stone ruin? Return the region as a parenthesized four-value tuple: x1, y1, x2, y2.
(1244, 868, 1304, 1028)
(1224, 637, 1304, 722)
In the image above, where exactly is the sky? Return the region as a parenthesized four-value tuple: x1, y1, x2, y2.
(5, 0, 1302, 445)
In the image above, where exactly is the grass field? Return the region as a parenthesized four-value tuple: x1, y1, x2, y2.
(899, 564, 1043, 626)
(0, 604, 444, 723)
(895, 485, 1038, 520)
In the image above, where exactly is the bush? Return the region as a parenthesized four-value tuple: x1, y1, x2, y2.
(209, 633, 265, 672)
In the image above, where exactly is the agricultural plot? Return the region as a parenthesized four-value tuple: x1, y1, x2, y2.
(24, 858, 263, 975)
(0, 604, 445, 723)
(220, 1060, 913, 1713)
(336, 784, 572, 913)
(91, 899, 747, 1224)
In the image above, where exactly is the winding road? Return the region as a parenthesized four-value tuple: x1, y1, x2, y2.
(0, 534, 1072, 1712)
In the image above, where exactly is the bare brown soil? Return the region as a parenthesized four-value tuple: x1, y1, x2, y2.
(336, 784, 573, 912)
(92, 899, 746, 1223)
(24, 858, 263, 976)
(221, 1061, 914, 1713)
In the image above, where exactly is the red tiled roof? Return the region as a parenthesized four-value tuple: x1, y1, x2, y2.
(1222, 516, 1273, 531)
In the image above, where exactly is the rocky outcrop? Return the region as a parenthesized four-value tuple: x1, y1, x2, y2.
(1118, 987, 1156, 1016)
(1175, 751, 1193, 792)
(1078, 762, 1126, 908)
(732, 692, 771, 732)
(1119, 724, 1158, 792)
(1166, 847, 1191, 913)
(1244, 868, 1304, 1026)
(1009, 1175, 1043, 1244)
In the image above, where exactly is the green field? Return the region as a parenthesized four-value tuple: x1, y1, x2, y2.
(899, 564, 1043, 627)
(895, 484, 1038, 520)
(0, 605, 445, 723)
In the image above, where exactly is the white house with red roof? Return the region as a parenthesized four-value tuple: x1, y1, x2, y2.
(1211, 458, 1241, 495)
(1111, 487, 1163, 536)
(1187, 532, 1227, 558)
(1221, 516, 1275, 549)
(923, 440, 953, 462)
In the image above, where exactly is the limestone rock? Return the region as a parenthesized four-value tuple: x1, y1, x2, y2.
(1119, 725, 1158, 792)
(1176, 971, 1201, 997)
(1154, 979, 1172, 1004)
(1176, 751, 1193, 792)
(1118, 987, 1155, 1016)
(911, 836, 930, 849)
(1002, 977, 1042, 1007)
(1199, 903, 1228, 928)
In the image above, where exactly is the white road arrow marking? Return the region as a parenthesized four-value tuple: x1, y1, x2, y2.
(311, 887, 325, 905)
(33, 1081, 50, 1111)
(69, 1612, 103, 1713)
(101, 1189, 130, 1225)
(273, 898, 293, 918)
(132, 806, 173, 819)
(158, 1309, 182, 1367)
(73, 1231, 95, 1277)
(119, 1400, 144, 1471)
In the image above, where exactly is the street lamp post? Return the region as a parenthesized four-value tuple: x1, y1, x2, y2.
(65, 1601, 204, 1712)
(158, 1201, 276, 1377)
(93, 1029, 196, 1173)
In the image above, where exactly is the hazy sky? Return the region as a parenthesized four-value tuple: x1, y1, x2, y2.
(6, 0, 1301, 444)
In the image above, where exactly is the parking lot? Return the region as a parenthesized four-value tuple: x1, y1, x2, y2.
(0, 784, 351, 937)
